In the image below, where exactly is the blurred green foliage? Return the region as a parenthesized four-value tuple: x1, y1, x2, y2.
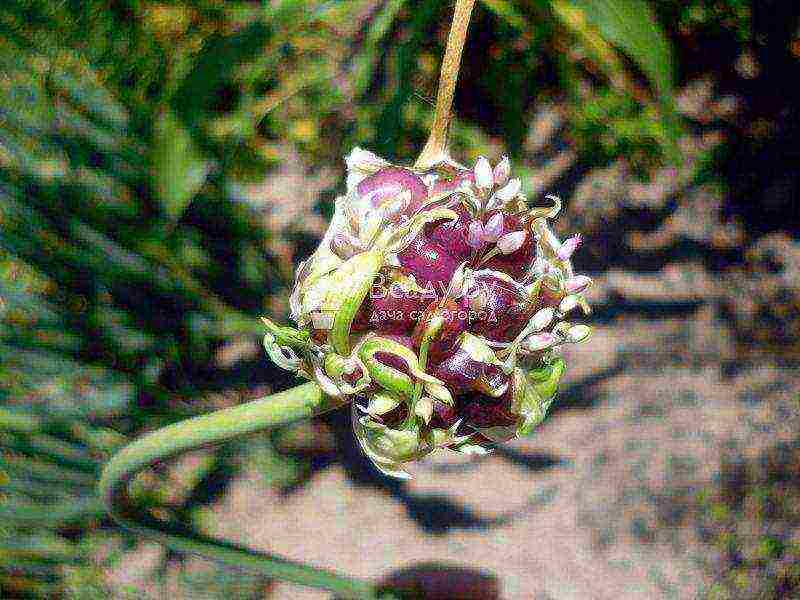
(654, 0, 751, 41)
(569, 88, 670, 174)
(0, 0, 697, 597)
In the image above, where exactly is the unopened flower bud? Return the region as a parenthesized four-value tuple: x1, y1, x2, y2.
(483, 213, 504, 242)
(493, 156, 511, 187)
(474, 156, 494, 190)
(494, 178, 521, 202)
(414, 397, 434, 424)
(496, 230, 526, 254)
(366, 393, 402, 416)
(523, 332, 558, 352)
(559, 294, 580, 315)
(531, 307, 555, 331)
(467, 220, 486, 249)
(565, 275, 592, 294)
(566, 324, 591, 343)
(346, 147, 389, 173)
(557, 234, 582, 261)
(345, 147, 390, 189)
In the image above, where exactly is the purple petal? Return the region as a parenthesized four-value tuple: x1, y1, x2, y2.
(373, 351, 413, 376)
(428, 204, 473, 260)
(431, 400, 459, 428)
(357, 167, 428, 216)
(565, 275, 592, 295)
(397, 234, 461, 287)
(430, 347, 485, 395)
(467, 221, 485, 249)
(352, 290, 427, 335)
(460, 387, 516, 427)
(467, 273, 535, 344)
(482, 213, 504, 242)
(557, 234, 582, 261)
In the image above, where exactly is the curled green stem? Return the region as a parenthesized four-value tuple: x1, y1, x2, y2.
(99, 382, 379, 599)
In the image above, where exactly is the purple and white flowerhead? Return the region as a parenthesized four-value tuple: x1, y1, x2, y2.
(262, 149, 593, 478)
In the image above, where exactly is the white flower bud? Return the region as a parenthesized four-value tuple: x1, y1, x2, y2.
(467, 220, 485, 249)
(531, 306, 555, 331)
(447, 262, 470, 298)
(424, 380, 453, 404)
(493, 155, 511, 187)
(566, 324, 591, 343)
(565, 275, 592, 295)
(453, 443, 492, 456)
(496, 230, 526, 254)
(345, 147, 389, 191)
(559, 294, 580, 314)
(474, 156, 494, 190)
(367, 393, 402, 416)
(494, 178, 521, 202)
(523, 332, 558, 352)
(414, 397, 434, 424)
(345, 147, 389, 173)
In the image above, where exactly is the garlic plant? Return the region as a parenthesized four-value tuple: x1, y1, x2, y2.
(99, 2, 603, 595)
(262, 149, 592, 478)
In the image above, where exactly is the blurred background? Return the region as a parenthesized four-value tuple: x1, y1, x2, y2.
(1, 0, 799, 598)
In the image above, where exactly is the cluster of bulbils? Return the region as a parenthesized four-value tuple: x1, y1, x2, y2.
(262, 148, 592, 478)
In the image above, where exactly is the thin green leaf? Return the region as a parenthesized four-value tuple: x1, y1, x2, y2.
(0, 497, 103, 527)
(151, 110, 208, 220)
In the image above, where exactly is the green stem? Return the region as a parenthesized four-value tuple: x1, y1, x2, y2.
(415, 0, 477, 169)
(99, 382, 379, 599)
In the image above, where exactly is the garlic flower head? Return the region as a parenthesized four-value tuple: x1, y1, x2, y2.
(262, 148, 592, 478)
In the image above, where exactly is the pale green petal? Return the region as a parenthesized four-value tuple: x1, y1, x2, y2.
(366, 392, 403, 416)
